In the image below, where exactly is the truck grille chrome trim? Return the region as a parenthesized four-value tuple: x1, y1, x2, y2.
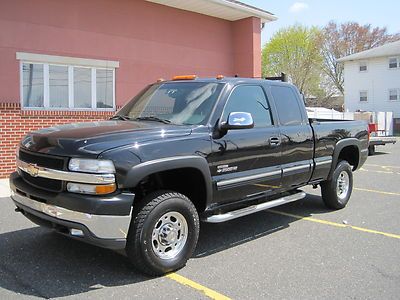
(204, 191, 306, 223)
(17, 158, 115, 184)
(11, 191, 131, 239)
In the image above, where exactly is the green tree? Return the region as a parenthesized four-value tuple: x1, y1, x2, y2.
(262, 25, 323, 97)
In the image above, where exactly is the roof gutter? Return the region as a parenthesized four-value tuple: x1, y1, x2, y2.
(207, 0, 278, 22)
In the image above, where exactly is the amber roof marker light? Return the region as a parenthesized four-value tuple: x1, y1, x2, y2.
(172, 75, 197, 80)
(216, 75, 224, 79)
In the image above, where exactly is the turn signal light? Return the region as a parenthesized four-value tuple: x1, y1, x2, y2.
(172, 75, 197, 80)
(95, 184, 117, 195)
(67, 182, 116, 195)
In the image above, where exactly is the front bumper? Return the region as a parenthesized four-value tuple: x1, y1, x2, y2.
(10, 172, 134, 249)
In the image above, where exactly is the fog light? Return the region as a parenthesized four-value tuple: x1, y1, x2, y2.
(67, 183, 116, 195)
(70, 229, 84, 237)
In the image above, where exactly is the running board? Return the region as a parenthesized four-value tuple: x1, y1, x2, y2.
(204, 191, 306, 223)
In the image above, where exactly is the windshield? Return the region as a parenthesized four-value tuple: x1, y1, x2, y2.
(116, 82, 223, 125)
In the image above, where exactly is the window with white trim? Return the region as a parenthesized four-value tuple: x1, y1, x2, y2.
(359, 62, 367, 72)
(359, 90, 368, 102)
(389, 89, 399, 101)
(19, 53, 117, 110)
(389, 57, 399, 69)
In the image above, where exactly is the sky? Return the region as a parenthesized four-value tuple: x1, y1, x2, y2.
(242, 0, 400, 46)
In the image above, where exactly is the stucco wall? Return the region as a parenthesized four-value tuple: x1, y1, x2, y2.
(0, 0, 261, 107)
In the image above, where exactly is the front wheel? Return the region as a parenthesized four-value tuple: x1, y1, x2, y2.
(321, 160, 353, 209)
(126, 191, 200, 276)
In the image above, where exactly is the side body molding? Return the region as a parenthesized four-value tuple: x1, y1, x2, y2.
(327, 138, 361, 180)
(123, 155, 213, 206)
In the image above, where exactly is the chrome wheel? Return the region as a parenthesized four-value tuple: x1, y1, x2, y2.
(336, 171, 350, 200)
(151, 211, 188, 260)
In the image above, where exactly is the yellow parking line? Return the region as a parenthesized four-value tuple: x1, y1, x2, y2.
(166, 273, 231, 300)
(359, 168, 394, 174)
(268, 209, 400, 239)
(354, 187, 400, 196)
(364, 163, 400, 169)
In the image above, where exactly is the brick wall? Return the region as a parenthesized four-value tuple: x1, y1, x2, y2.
(0, 103, 116, 178)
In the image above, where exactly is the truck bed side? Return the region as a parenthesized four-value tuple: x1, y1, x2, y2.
(309, 119, 369, 183)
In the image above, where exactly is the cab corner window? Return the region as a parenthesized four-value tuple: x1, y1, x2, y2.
(222, 85, 272, 128)
(271, 86, 303, 126)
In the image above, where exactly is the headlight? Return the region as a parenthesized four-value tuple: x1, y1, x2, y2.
(68, 158, 115, 174)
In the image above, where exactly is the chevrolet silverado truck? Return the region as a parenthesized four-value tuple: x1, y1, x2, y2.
(10, 76, 369, 276)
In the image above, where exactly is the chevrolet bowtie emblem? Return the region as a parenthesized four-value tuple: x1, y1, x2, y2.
(26, 163, 40, 177)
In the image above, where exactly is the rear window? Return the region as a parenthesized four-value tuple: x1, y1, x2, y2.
(271, 86, 303, 126)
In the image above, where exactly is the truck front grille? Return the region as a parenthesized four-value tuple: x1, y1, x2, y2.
(19, 149, 65, 170)
(18, 149, 66, 192)
(20, 170, 63, 192)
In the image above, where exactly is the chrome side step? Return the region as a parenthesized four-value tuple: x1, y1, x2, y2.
(204, 192, 306, 223)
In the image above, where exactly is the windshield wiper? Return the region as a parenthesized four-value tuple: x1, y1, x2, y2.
(110, 115, 133, 121)
(134, 116, 171, 124)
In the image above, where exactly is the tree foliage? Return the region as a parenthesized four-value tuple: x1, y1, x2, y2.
(262, 25, 323, 97)
(321, 21, 400, 95)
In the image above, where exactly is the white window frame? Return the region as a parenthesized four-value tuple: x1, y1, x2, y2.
(359, 90, 368, 102)
(389, 89, 400, 102)
(17, 52, 118, 111)
(359, 61, 368, 72)
(388, 57, 399, 69)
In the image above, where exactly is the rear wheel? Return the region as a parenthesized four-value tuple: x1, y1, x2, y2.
(126, 191, 199, 276)
(321, 160, 353, 209)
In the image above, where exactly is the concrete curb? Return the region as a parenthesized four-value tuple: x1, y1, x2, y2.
(0, 178, 10, 198)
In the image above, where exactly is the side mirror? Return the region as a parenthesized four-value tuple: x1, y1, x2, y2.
(221, 112, 254, 130)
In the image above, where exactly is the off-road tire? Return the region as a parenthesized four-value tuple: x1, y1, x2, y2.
(126, 190, 199, 276)
(321, 160, 353, 209)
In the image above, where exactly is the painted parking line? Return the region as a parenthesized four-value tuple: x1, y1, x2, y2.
(364, 163, 400, 169)
(359, 168, 396, 174)
(268, 209, 400, 240)
(167, 273, 231, 300)
(354, 187, 400, 196)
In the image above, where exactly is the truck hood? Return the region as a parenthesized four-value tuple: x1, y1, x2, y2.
(20, 120, 192, 157)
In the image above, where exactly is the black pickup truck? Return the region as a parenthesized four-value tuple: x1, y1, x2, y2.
(10, 76, 369, 275)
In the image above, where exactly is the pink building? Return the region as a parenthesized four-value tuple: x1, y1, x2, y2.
(0, 0, 276, 177)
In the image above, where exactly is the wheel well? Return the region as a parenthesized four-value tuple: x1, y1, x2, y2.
(133, 168, 207, 213)
(338, 146, 359, 169)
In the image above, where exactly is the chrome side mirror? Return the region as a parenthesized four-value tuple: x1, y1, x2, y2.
(221, 112, 254, 130)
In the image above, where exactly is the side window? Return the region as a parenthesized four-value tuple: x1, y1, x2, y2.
(271, 86, 303, 126)
(222, 85, 272, 127)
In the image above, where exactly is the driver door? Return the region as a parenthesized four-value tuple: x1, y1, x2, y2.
(209, 84, 282, 205)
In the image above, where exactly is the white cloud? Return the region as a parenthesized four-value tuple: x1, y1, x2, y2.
(289, 2, 309, 13)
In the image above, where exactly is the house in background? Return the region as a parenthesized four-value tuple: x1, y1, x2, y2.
(0, 0, 277, 178)
(337, 40, 400, 135)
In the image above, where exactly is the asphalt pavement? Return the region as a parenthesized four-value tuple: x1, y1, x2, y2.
(0, 140, 399, 299)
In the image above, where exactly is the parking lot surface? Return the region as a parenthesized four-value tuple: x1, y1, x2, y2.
(1, 140, 399, 299)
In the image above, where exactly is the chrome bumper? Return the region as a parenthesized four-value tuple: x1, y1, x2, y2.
(11, 190, 131, 240)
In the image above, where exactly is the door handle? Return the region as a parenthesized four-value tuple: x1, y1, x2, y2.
(269, 137, 281, 146)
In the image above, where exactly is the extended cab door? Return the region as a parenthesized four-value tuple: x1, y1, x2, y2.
(268, 84, 314, 189)
(209, 84, 282, 205)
